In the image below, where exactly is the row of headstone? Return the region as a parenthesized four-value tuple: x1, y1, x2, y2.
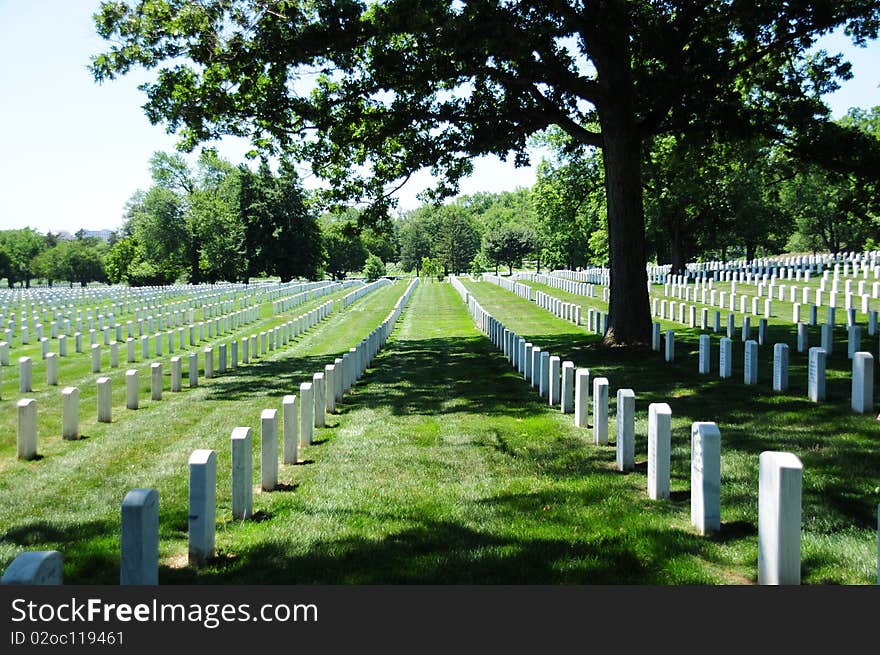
(513, 272, 598, 298)
(340, 278, 391, 309)
(456, 275, 813, 585)
(4, 279, 421, 585)
(481, 274, 535, 301)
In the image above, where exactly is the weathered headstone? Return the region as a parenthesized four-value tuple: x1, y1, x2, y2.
(797, 323, 808, 353)
(758, 451, 803, 585)
(91, 343, 101, 373)
(665, 330, 675, 363)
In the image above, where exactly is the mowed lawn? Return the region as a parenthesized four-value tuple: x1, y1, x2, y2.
(461, 278, 880, 584)
(2, 278, 877, 584)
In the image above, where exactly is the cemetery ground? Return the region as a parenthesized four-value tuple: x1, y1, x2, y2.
(1, 278, 879, 584)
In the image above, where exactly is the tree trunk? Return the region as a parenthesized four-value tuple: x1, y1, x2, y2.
(596, 43, 651, 346)
(669, 214, 686, 275)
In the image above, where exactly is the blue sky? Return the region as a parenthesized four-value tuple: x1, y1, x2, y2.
(1, 1, 878, 235)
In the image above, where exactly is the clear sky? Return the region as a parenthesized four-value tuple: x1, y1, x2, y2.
(1, 1, 878, 235)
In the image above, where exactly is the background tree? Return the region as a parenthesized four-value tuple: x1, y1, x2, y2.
(483, 224, 536, 275)
(363, 253, 387, 282)
(0, 228, 46, 287)
(321, 219, 368, 280)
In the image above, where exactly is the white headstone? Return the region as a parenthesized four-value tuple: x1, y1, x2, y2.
(852, 351, 874, 414)
(260, 409, 279, 491)
(647, 403, 672, 500)
(773, 343, 789, 392)
(120, 488, 159, 585)
(97, 376, 112, 423)
(62, 386, 78, 440)
(691, 422, 721, 536)
(283, 395, 298, 465)
(574, 368, 590, 428)
(125, 369, 139, 410)
(593, 377, 609, 445)
(17, 398, 37, 460)
(758, 451, 803, 585)
(188, 449, 216, 566)
(808, 347, 827, 402)
(231, 427, 253, 520)
(616, 389, 635, 472)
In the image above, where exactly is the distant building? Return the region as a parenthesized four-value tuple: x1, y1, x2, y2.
(79, 229, 113, 242)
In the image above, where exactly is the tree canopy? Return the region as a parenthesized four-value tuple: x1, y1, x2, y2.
(91, 1, 880, 341)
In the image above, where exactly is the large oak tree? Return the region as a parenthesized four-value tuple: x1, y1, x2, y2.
(91, 0, 880, 344)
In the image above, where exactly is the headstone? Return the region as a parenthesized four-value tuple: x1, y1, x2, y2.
(647, 403, 672, 500)
(561, 361, 575, 413)
(1, 551, 63, 585)
(91, 343, 101, 373)
(283, 395, 298, 464)
(300, 382, 314, 446)
(797, 323, 808, 353)
(171, 356, 182, 392)
(539, 351, 550, 398)
(62, 386, 78, 440)
(17, 398, 37, 460)
(260, 409, 279, 491)
(665, 330, 675, 363)
(548, 356, 561, 406)
(120, 488, 159, 585)
(852, 352, 874, 414)
(204, 347, 214, 378)
(313, 372, 326, 428)
(574, 368, 590, 428)
(593, 377, 609, 445)
(719, 338, 732, 379)
(325, 364, 336, 414)
(231, 427, 253, 520)
(744, 340, 758, 385)
(847, 325, 861, 359)
(188, 352, 198, 388)
(188, 449, 216, 566)
(125, 369, 139, 410)
(45, 352, 58, 386)
(97, 377, 112, 423)
(616, 389, 635, 472)
(691, 422, 721, 535)
(652, 323, 661, 351)
(758, 452, 803, 585)
(699, 335, 710, 374)
(151, 362, 162, 401)
(773, 343, 789, 392)
(808, 347, 827, 402)
(821, 323, 833, 355)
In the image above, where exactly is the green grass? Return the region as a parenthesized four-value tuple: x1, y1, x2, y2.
(1, 277, 877, 584)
